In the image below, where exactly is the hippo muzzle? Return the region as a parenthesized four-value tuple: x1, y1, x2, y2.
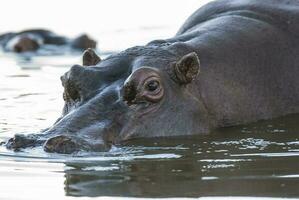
(6, 45, 209, 154)
(7, 83, 128, 154)
(6, 49, 130, 153)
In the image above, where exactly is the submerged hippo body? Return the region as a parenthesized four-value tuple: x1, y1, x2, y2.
(0, 29, 97, 53)
(6, 0, 299, 153)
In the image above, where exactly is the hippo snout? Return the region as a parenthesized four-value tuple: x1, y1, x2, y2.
(43, 135, 81, 154)
(43, 135, 110, 154)
(6, 134, 43, 150)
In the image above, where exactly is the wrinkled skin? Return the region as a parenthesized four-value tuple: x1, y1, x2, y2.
(0, 29, 97, 53)
(6, 0, 299, 153)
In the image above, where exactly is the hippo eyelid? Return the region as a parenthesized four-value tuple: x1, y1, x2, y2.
(138, 75, 160, 88)
(145, 80, 159, 91)
(143, 79, 162, 94)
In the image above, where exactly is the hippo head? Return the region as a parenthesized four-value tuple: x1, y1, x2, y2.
(71, 34, 97, 50)
(7, 45, 212, 154)
(5, 34, 42, 53)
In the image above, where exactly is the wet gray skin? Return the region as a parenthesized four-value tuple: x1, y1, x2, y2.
(6, 0, 299, 153)
(0, 29, 97, 53)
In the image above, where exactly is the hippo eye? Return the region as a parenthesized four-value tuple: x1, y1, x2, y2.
(146, 80, 159, 92)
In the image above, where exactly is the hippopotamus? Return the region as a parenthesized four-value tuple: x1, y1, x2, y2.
(6, 0, 299, 153)
(0, 29, 97, 53)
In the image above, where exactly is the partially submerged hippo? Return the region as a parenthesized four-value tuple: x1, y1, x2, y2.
(6, 0, 299, 153)
(0, 29, 97, 53)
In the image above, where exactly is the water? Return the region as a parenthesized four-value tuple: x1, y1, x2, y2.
(1, 113, 299, 199)
(1, 1, 299, 199)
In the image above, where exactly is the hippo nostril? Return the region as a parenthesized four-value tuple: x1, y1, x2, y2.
(6, 134, 42, 150)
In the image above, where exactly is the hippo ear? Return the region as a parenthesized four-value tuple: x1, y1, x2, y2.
(173, 52, 200, 85)
(82, 48, 101, 66)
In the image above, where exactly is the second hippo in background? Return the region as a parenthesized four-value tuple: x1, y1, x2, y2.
(0, 29, 97, 54)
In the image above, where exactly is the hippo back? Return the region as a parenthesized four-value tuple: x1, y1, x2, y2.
(177, 0, 299, 37)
